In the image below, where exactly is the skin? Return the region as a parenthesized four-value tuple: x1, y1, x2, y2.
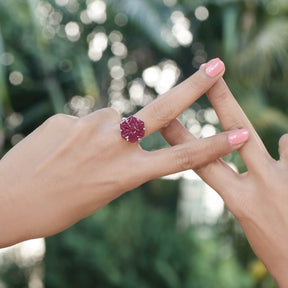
(0, 59, 246, 248)
(161, 75, 288, 287)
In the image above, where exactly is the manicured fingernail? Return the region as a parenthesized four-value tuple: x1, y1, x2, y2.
(199, 63, 206, 69)
(228, 129, 249, 146)
(205, 58, 225, 77)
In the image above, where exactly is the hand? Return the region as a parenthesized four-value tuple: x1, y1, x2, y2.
(161, 75, 288, 287)
(0, 58, 248, 248)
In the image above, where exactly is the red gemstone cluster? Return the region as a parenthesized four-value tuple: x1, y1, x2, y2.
(120, 116, 145, 143)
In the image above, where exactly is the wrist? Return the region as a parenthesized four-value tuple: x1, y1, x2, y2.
(264, 253, 288, 287)
(271, 266, 288, 287)
(274, 272, 288, 288)
(0, 166, 14, 247)
(0, 162, 30, 247)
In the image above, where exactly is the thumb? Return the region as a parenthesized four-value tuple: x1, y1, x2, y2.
(144, 129, 249, 179)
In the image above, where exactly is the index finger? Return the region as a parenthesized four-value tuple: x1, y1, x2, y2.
(134, 58, 225, 137)
(206, 78, 273, 172)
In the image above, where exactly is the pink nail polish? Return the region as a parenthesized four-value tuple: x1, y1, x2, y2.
(199, 63, 206, 69)
(205, 58, 225, 77)
(228, 129, 249, 146)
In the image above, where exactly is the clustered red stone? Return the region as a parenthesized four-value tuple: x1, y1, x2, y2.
(120, 116, 145, 143)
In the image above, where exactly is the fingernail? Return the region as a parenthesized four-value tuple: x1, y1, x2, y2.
(199, 63, 206, 69)
(228, 129, 249, 146)
(205, 58, 225, 77)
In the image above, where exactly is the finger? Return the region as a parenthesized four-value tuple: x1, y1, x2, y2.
(82, 107, 121, 124)
(160, 118, 197, 145)
(160, 118, 245, 200)
(279, 134, 288, 162)
(135, 58, 225, 137)
(146, 127, 248, 179)
(207, 78, 272, 172)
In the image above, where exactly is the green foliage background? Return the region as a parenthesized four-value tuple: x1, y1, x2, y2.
(1, 0, 288, 287)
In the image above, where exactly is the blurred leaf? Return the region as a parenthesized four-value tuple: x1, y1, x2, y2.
(237, 18, 288, 83)
(106, 0, 174, 54)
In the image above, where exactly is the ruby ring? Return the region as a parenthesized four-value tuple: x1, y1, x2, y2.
(120, 115, 145, 143)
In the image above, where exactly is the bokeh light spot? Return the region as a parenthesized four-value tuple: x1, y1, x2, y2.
(170, 11, 193, 46)
(42, 25, 56, 39)
(204, 108, 219, 124)
(110, 66, 125, 80)
(87, 0, 106, 24)
(142, 66, 161, 88)
(161, 27, 178, 48)
(110, 78, 126, 91)
(143, 61, 180, 94)
(129, 79, 145, 106)
(55, 0, 69, 6)
(124, 61, 138, 75)
(0, 53, 14, 66)
(37, 1, 53, 18)
(11, 134, 24, 146)
(7, 112, 24, 128)
(88, 32, 108, 61)
(69, 95, 95, 116)
(172, 25, 193, 46)
(109, 30, 123, 43)
(66, 0, 80, 13)
(189, 122, 201, 137)
(157, 61, 180, 94)
(65, 21, 80, 41)
(163, 0, 177, 7)
(114, 13, 128, 27)
(108, 56, 121, 70)
(201, 124, 216, 138)
(49, 11, 63, 25)
(9, 71, 24, 86)
(80, 10, 92, 24)
(195, 6, 209, 21)
(111, 42, 127, 58)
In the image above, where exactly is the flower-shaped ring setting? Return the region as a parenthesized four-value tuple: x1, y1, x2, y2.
(120, 116, 145, 143)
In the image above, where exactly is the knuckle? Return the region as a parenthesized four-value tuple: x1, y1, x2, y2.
(100, 107, 121, 121)
(279, 134, 288, 149)
(45, 113, 72, 127)
(74, 117, 95, 133)
(207, 79, 230, 103)
(151, 100, 174, 125)
(223, 119, 245, 132)
(178, 138, 227, 172)
(194, 160, 213, 175)
(75, 117, 90, 129)
(48, 113, 66, 122)
(208, 82, 227, 101)
(187, 74, 205, 91)
(230, 122, 245, 132)
(174, 145, 196, 171)
(205, 142, 226, 161)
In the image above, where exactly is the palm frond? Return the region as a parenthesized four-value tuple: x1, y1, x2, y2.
(236, 18, 288, 83)
(26, 0, 66, 112)
(106, 0, 174, 54)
